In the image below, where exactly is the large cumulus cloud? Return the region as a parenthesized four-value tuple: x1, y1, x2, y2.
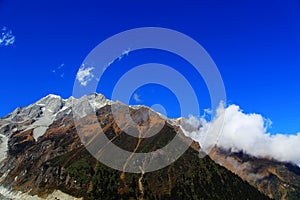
(182, 104, 300, 166)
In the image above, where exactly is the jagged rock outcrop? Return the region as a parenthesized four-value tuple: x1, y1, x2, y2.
(0, 93, 111, 139)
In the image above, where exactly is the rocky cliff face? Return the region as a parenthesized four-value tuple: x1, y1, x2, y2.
(209, 147, 300, 200)
(0, 94, 276, 199)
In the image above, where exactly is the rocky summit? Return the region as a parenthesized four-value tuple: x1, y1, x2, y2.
(0, 93, 293, 199)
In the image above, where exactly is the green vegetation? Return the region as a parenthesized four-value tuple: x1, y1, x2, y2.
(48, 146, 270, 200)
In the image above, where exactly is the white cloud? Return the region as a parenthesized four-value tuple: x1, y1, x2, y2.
(58, 63, 65, 69)
(0, 26, 15, 47)
(76, 65, 95, 86)
(103, 48, 131, 72)
(52, 63, 65, 78)
(182, 104, 300, 166)
(118, 48, 130, 60)
(133, 93, 141, 102)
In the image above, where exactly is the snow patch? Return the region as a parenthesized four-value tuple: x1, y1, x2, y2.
(46, 190, 83, 200)
(47, 94, 61, 99)
(0, 187, 82, 200)
(33, 127, 48, 141)
(0, 134, 8, 164)
(46, 109, 53, 113)
(129, 105, 143, 109)
(60, 106, 68, 112)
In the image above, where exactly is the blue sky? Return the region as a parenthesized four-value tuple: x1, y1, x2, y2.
(0, 0, 300, 135)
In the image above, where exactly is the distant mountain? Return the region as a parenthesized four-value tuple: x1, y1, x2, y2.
(0, 94, 273, 199)
(210, 147, 300, 200)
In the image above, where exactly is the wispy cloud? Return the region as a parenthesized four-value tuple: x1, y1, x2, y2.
(133, 93, 142, 102)
(118, 48, 130, 60)
(76, 64, 95, 86)
(103, 48, 131, 72)
(182, 103, 300, 166)
(0, 26, 15, 47)
(58, 63, 65, 69)
(52, 63, 65, 78)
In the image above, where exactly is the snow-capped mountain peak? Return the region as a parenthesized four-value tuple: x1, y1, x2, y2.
(0, 93, 111, 141)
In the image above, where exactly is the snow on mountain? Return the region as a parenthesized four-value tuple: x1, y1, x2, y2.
(0, 93, 112, 141)
(0, 186, 83, 200)
(0, 134, 8, 164)
(0, 93, 299, 199)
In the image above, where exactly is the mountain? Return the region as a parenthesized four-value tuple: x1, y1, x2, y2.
(0, 93, 271, 199)
(209, 147, 300, 200)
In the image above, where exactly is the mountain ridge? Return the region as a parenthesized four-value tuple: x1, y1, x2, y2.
(0, 93, 296, 199)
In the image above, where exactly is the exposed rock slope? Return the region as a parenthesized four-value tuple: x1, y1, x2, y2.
(210, 147, 300, 200)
